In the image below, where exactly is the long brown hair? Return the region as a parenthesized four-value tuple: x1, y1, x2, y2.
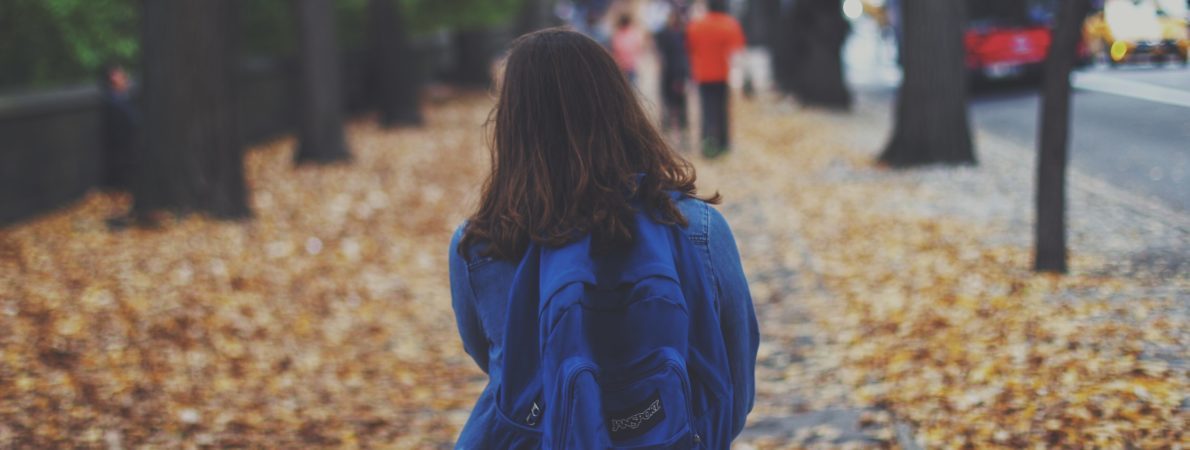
(461, 28, 716, 260)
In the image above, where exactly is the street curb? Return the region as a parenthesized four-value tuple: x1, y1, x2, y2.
(974, 130, 1190, 233)
(846, 97, 1190, 236)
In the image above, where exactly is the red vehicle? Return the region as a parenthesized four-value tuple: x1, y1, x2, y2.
(963, 0, 1084, 82)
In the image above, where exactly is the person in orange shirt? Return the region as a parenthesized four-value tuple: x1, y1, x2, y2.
(686, 0, 745, 157)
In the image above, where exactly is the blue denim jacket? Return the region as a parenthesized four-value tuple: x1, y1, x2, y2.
(449, 197, 758, 448)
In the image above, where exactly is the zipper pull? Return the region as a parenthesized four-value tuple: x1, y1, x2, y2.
(525, 401, 541, 426)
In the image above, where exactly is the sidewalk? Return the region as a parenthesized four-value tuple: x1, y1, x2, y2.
(709, 89, 1187, 448)
(706, 102, 901, 448)
(635, 29, 1177, 444)
(0, 68, 1185, 449)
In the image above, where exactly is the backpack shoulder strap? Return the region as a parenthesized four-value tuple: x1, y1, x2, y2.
(498, 244, 546, 420)
(538, 210, 681, 300)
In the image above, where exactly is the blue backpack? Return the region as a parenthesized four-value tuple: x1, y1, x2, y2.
(492, 208, 724, 449)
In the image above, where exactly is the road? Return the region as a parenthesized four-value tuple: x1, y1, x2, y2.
(970, 68, 1189, 213)
(844, 21, 1190, 214)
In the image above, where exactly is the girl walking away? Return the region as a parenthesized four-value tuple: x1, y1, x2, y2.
(449, 29, 758, 449)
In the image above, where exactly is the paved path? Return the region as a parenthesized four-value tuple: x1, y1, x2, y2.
(720, 169, 898, 448)
(630, 13, 1188, 447)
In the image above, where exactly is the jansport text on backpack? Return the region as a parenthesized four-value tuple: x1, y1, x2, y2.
(489, 209, 731, 449)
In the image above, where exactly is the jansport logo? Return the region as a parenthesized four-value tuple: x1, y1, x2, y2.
(611, 400, 660, 432)
(607, 391, 666, 441)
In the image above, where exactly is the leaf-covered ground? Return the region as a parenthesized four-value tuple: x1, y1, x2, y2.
(1, 100, 489, 448)
(699, 98, 1188, 449)
(1, 94, 1185, 448)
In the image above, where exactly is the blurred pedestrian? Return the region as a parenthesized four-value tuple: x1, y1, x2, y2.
(643, 0, 675, 32)
(686, 0, 745, 157)
(655, 9, 691, 146)
(451, 28, 757, 449)
(569, 0, 614, 49)
(99, 63, 139, 191)
(611, 13, 645, 82)
(583, 10, 612, 48)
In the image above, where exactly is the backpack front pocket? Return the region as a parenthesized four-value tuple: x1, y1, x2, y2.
(552, 359, 602, 448)
(596, 349, 697, 449)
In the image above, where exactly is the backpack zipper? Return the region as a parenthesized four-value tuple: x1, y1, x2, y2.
(555, 362, 597, 447)
(525, 401, 541, 426)
(666, 360, 698, 445)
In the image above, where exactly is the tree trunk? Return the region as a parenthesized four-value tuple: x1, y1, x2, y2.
(294, 0, 351, 164)
(1034, 0, 1089, 273)
(788, 0, 852, 109)
(453, 29, 496, 87)
(742, 0, 764, 46)
(877, 0, 975, 167)
(135, 0, 249, 219)
(771, 0, 796, 95)
(515, 0, 553, 37)
(756, 0, 783, 48)
(366, 0, 422, 127)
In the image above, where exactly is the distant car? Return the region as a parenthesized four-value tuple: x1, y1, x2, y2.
(964, 0, 1065, 82)
(1085, 0, 1190, 65)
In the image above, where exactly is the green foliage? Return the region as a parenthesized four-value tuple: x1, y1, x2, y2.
(45, 0, 138, 70)
(401, 0, 527, 34)
(0, 0, 137, 90)
(241, 0, 298, 57)
(229, 0, 372, 56)
(336, 0, 370, 50)
(0, 0, 526, 90)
